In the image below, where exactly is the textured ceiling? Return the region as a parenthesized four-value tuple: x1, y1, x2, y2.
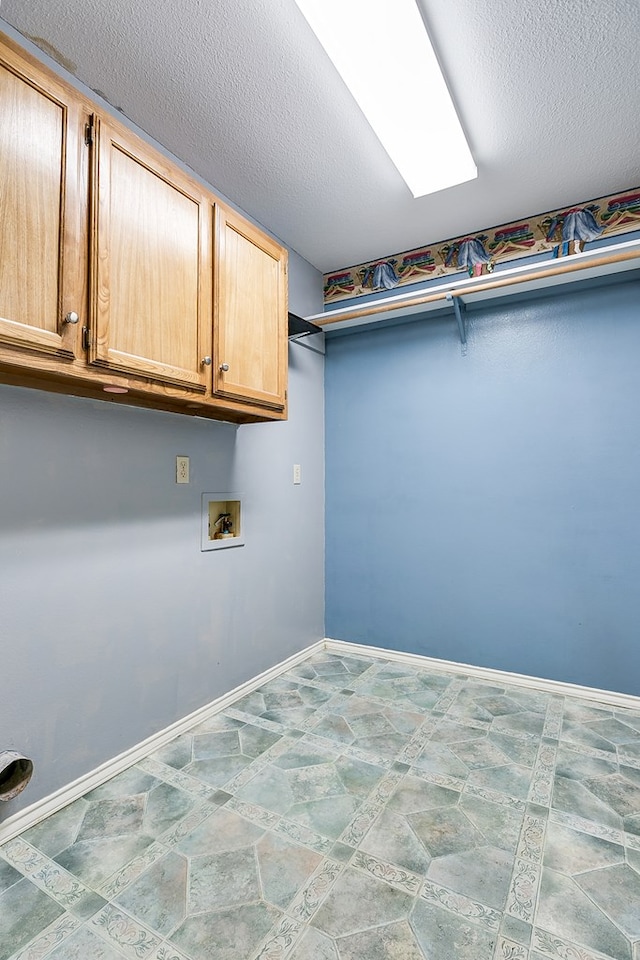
(1, 0, 639, 272)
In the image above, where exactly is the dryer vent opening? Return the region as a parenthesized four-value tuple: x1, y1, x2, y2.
(0, 751, 33, 801)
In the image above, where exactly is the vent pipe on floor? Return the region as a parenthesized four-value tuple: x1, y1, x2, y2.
(0, 751, 33, 801)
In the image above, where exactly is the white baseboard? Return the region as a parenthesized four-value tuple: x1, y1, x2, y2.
(3, 635, 638, 846)
(0, 639, 324, 845)
(324, 638, 640, 712)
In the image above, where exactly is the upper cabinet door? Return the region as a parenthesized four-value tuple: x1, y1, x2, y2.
(89, 116, 210, 390)
(214, 206, 288, 410)
(0, 40, 85, 359)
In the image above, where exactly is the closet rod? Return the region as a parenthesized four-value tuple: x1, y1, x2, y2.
(316, 247, 640, 328)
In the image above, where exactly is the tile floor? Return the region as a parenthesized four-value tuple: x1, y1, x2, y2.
(2, 650, 640, 960)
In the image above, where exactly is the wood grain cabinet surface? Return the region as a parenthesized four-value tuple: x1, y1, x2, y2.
(0, 32, 288, 422)
(0, 37, 86, 363)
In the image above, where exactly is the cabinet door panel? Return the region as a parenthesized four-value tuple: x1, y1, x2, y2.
(91, 119, 209, 390)
(214, 207, 287, 409)
(0, 52, 80, 358)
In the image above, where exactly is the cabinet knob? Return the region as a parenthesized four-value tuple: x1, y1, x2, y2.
(220, 363, 230, 373)
(201, 356, 212, 366)
(64, 311, 79, 324)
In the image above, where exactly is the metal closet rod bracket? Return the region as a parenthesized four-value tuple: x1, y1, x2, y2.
(446, 292, 467, 344)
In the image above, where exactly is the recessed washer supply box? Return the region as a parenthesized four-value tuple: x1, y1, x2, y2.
(201, 494, 244, 550)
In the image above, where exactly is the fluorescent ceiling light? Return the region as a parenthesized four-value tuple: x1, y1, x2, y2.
(292, 0, 477, 198)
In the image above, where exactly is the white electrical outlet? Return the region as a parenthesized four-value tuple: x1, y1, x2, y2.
(176, 456, 190, 484)
(293, 463, 301, 484)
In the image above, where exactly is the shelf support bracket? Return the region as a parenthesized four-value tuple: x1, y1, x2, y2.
(446, 293, 467, 344)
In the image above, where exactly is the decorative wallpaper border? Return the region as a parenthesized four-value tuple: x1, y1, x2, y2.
(323, 187, 640, 305)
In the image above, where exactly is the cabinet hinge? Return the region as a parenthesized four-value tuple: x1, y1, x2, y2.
(82, 326, 91, 350)
(84, 116, 95, 146)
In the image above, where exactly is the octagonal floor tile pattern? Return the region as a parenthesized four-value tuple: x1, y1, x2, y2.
(2, 649, 640, 959)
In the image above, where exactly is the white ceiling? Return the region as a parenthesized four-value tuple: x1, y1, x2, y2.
(2, 0, 639, 273)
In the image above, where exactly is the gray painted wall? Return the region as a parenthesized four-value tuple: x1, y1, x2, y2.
(0, 27, 325, 817)
(325, 276, 640, 696)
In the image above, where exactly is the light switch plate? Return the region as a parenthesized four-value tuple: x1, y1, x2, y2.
(176, 456, 190, 483)
(293, 464, 301, 484)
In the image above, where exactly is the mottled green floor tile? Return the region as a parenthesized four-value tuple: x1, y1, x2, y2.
(410, 898, 495, 960)
(192, 713, 245, 734)
(149, 735, 192, 769)
(360, 808, 431, 875)
(583, 773, 640, 818)
(626, 813, 640, 836)
(561, 721, 618, 754)
(356, 731, 410, 759)
(256, 831, 323, 909)
(447, 700, 495, 724)
(502, 689, 550, 715)
(115, 851, 187, 937)
(170, 901, 280, 960)
(84, 769, 159, 802)
(492, 712, 546, 737)
(77, 797, 145, 842)
(427, 844, 514, 910)
(337, 919, 425, 959)
(287, 764, 347, 804)
(287, 795, 360, 840)
(235, 764, 295, 814)
(488, 732, 539, 767)
(411, 742, 469, 779)
(552, 777, 624, 829)
(387, 776, 460, 815)
(188, 847, 260, 913)
(459, 793, 523, 853)
(312, 714, 356, 745)
(450, 738, 511, 770)
(312, 867, 413, 938)
(563, 702, 613, 724)
(334, 754, 386, 796)
(70, 892, 108, 921)
(347, 712, 400, 739)
(273, 742, 335, 770)
(536, 867, 632, 959)
(143, 781, 197, 836)
(262, 706, 316, 726)
(0, 858, 21, 895)
(543, 822, 625, 875)
(191, 729, 241, 760)
(20, 799, 89, 857)
(431, 720, 486, 745)
(471, 694, 524, 717)
(500, 914, 532, 945)
(239, 724, 281, 758)
(289, 924, 339, 959)
(47, 923, 129, 959)
(329, 842, 355, 863)
(0, 877, 64, 960)
(183, 753, 251, 788)
(585, 718, 640, 746)
(467, 763, 532, 800)
(175, 806, 264, 856)
(408, 806, 483, 859)
(55, 834, 156, 890)
(576, 863, 640, 939)
(554, 744, 617, 781)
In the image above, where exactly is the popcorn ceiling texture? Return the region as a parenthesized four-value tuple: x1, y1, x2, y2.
(1, 0, 639, 271)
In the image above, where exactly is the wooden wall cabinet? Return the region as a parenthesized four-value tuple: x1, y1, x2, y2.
(214, 206, 288, 411)
(0, 36, 86, 364)
(0, 33, 288, 423)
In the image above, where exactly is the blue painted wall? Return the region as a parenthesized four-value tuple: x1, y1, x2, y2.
(325, 277, 640, 696)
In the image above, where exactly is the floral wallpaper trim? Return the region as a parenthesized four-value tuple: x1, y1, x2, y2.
(323, 187, 640, 305)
